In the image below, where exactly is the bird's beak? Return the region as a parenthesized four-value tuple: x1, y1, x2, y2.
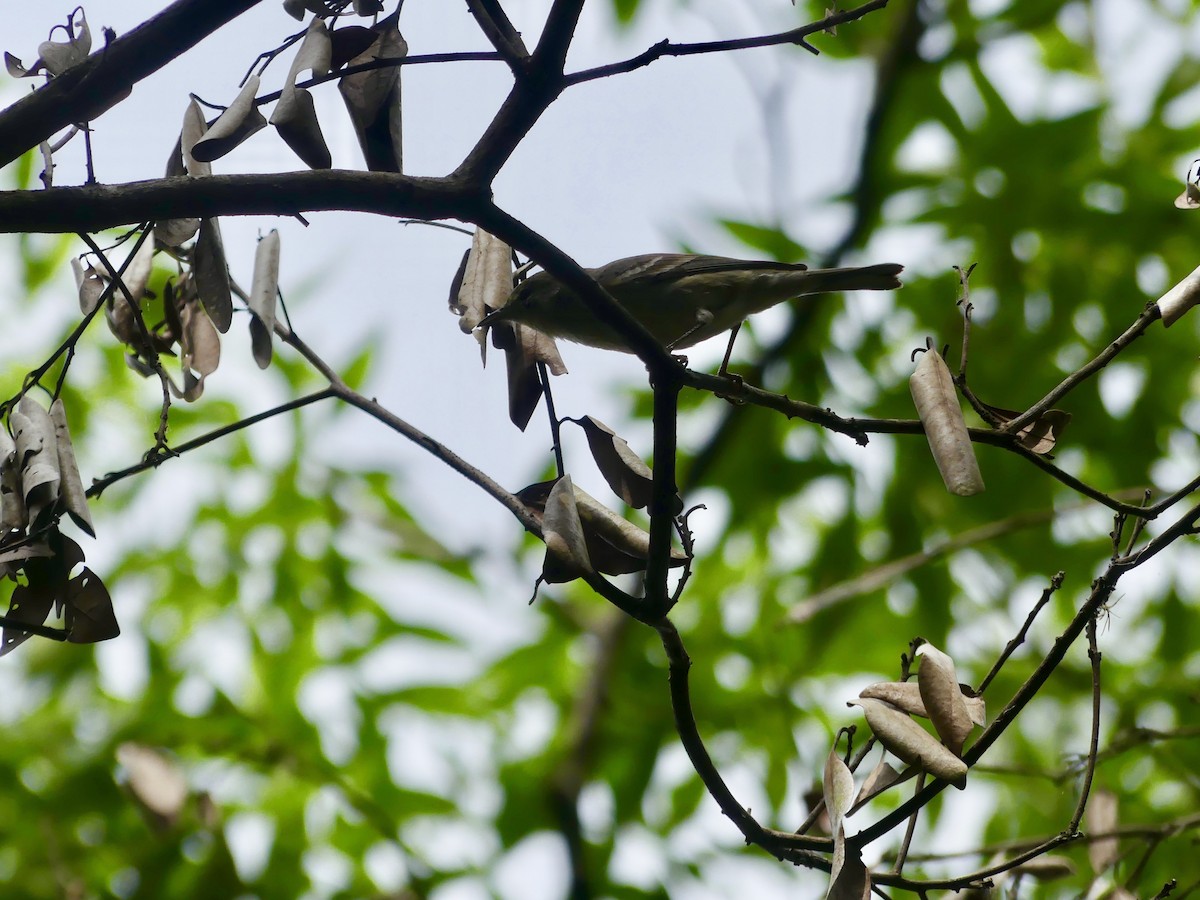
(477, 305, 514, 330)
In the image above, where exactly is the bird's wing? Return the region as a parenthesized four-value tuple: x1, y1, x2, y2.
(590, 254, 807, 289)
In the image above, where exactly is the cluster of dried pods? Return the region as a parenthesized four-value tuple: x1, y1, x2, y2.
(0, 394, 114, 654)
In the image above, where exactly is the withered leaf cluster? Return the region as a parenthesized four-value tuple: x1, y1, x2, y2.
(450, 228, 567, 430)
(7, 3, 405, 177)
(824, 642, 985, 897)
(1, 395, 116, 655)
(82, 222, 283, 400)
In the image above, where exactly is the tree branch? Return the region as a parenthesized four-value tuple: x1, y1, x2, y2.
(0, 171, 480, 233)
(564, 0, 893, 87)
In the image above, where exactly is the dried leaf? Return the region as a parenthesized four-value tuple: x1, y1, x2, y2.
(177, 369, 207, 402)
(191, 75, 267, 163)
(65, 565, 118, 643)
(0, 533, 86, 654)
(163, 275, 218, 402)
(504, 322, 567, 430)
(541, 475, 594, 583)
(49, 400, 93, 537)
(859, 680, 986, 728)
(121, 232, 157, 308)
(490, 320, 538, 428)
(1174, 181, 1200, 210)
(0, 542, 51, 566)
(248, 230, 280, 368)
(458, 229, 512, 334)
(271, 20, 333, 169)
(575, 416, 660, 510)
(1157, 263, 1200, 327)
(517, 481, 687, 575)
(181, 293, 222, 378)
(181, 97, 213, 177)
(910, 347, 984, 496)
(282, 0, 309, 20)
(0, 425, 26, 532)
(72, 256, 107, 314)
(155, 100, 208, 244)
(117, 743, 188, 827)
(353, 0, 384, 13)
(330, 25, 380, 69)
(273, 86, 331, 169)
(37, 8, 91, 77)
(976, 399, 1070, 455)
(194, 219, 233, 333)
(823, 749, 855, 836)
(574, 486, 686, 572)
(4, 51, 40, 79)
(858, 681, 926, 717)
(101, 235, 156, 350)
(11, 396, 61, 529)
(916, 642, 973, 756)
(849, 698, 967, 788)
(1086, 788, 1119, 873)
(284, 0, 340, 19)
(0, 571, 55, 656)
(338, 11, 406, 172)
(826, 826, 871, 900)
(853, 756, 903, 806)
(155, 218, 201, 248)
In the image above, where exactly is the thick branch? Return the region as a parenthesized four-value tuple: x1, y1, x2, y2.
(465, 0, 530, 67)
(0, 0, 266, 168)
(655, 619, 829, 856)
(0, 171, 479, 233)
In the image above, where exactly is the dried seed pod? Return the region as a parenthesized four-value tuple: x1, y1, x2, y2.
(909, 346, 984, 496)
(1157, 263, 1200, 327)
(822, 748, 855, 837)
(916, 642, 973, 755)
(849, 698, 967, 788)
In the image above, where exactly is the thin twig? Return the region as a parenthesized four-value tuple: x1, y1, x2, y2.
(1068, 618, 1102, 834)
(892, 770, 925, 874)
(564, 0, 892, 85)
(784, 499, 1145, 624)
(78, 229, 175, 451)
(976, 571, 1064, 694)
(1002, 303, 1162, 436)
(87, 389, 335, 498)
(539, 362, 565, 478)
(0, 615, 69, 641)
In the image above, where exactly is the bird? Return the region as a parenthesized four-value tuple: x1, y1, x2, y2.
(481, 253, 904, 353)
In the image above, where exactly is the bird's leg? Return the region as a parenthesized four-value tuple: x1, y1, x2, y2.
(666, 308, 715, 352)
(717, 321, 743, 378)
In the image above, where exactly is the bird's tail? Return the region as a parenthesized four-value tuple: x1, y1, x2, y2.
(800, 263, 904, 294)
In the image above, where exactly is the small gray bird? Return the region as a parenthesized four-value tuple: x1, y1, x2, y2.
(482, 253, 904, 352)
